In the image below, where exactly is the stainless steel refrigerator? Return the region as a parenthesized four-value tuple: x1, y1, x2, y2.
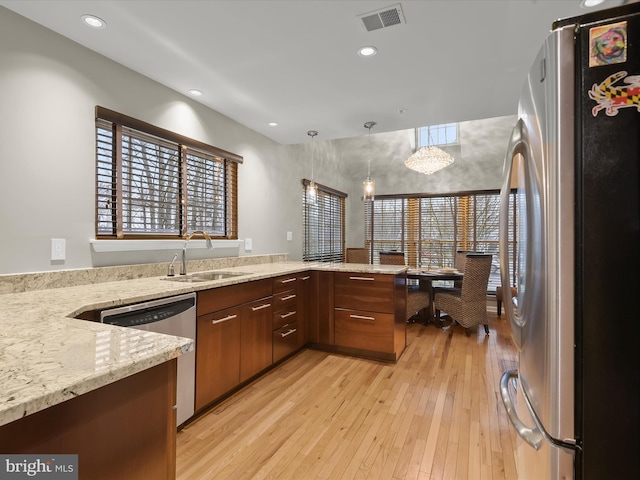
(498, 4, 639, 479)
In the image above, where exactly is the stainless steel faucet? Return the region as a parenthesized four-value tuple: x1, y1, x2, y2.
(180, 231, 213, 275)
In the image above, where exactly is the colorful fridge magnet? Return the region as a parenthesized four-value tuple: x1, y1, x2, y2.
(588, 71, 640, 116)
(589, 21, 627, 67)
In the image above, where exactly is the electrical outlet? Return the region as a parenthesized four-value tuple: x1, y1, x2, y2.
(287, 231, 293, 241)
(51, 238, 66, 261)
(244, 238, 253, 251)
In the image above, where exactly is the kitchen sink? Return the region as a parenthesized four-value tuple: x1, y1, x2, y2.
(162, 271, 248, 283)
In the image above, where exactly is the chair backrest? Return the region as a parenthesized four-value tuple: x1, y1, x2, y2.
(461, 254, 492, 301)
(379, 251, 405, 265)
(455, 250, 484, 272)
(346, 247, 369, 264)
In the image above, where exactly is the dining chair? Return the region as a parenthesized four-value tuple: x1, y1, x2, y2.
(378, 251, 405, 265)
(434, 254, 492, 335)
(345, 247, 369, 264)
(495, 285, 517, 316)
(454, 250, 483, 288)
(379, 251, 430, 322)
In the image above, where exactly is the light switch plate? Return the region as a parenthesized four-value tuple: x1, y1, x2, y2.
(287, 231, 293, 241)
(51, 238, 66, 261)
(244, 238, 253, 251)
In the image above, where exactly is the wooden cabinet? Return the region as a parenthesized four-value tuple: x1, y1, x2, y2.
(240, 297, 273, 381)
(333, 271, 406, 361)
(309, 270, 334, 345)
(0, 361, 177, 480)
(195, 279, 272, 411)
(195, 306, 241, 411)
(296, 272, 312, 348)
(272, 274, 299, 362)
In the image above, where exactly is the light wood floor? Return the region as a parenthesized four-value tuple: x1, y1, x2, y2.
(176, 307, 520, 480)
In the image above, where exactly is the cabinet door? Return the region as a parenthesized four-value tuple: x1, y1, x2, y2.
(195, 307, 241, 411)
(297, 273, 311, 347)
(309, 271, 334, 344)
(240, 297, 273, 382)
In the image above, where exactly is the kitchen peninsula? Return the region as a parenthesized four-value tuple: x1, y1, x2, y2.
(0, 255, 406, 479)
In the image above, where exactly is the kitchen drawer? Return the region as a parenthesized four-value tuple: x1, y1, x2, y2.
(334, 272, 395, 313)
(272, 289, 297, 313)
(334, 308, 394, 353)
(273, 308, 297, 330)
(197, 279, 272, 315)
(273, 274, 298, 294)
(273, 322, 298, 362)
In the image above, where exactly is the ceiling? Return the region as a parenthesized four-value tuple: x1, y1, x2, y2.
(0, 0, 628, 144)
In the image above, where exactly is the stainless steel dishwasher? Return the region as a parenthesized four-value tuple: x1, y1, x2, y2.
(100, 292, 196, 428)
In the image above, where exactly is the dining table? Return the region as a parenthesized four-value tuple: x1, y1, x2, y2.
(407, 268, 464, 324)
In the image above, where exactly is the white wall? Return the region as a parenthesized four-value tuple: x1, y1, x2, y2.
(0, 7, 515, 275)
(0, 7, 307, 274)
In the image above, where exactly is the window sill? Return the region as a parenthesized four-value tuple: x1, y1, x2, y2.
(90, 239, 242, 253)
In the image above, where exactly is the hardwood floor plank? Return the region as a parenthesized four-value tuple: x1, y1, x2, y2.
(176, 307, 519, 480)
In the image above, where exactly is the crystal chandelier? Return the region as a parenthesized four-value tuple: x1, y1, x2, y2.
(306, 130, 318, 203)
(405, 125, 454, 175)
(363, 121, 376, 201)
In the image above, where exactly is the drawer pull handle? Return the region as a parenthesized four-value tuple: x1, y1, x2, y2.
(300, 276, 311, 281)
(280, 294, 297, 301)
(252, 303, 272, 311)
(349, 276, 375, 281)
(350, 314, 375, 321)
(280, 311, 296, 319)
(211, 314, 237, 324)
(280, 328, 297, 338)
(280, 277, 297, 284)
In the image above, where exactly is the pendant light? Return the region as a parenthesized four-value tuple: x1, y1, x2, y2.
(363, 121, 376, 201)
(306, 130, 318, 204)
(405, 124, 454, 175)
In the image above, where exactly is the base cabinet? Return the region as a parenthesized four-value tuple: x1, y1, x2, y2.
(0, 361, 177, 480)
(272, 274, 300, 362)
(240, 297, 273, 381)
(195, 306, 241, 411)
(195, 280, 272, 411)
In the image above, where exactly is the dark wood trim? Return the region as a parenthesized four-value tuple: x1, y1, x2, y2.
(96, 106, 243, 164)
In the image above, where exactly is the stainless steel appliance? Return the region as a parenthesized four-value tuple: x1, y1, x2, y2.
(100, 292, 196, 428)
(499, 4, 639, 479)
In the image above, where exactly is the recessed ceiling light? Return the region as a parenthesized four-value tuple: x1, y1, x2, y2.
(581, 0, 605, 7)
(187, 89, 203, 96)
(268, 122, 278, 127)
(358, 46, 378, 57)
(81, 14, 106, 29)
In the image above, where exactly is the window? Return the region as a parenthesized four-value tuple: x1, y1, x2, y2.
(95, 107, 241, 239)
(416, 122, 458, 147)
(365, 190, 518, 291)
(302, 180, 346, 262)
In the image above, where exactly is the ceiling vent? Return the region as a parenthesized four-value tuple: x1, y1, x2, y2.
(358, 4, 406, 32)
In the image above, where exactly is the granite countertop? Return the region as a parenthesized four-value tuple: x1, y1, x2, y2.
(0, 261, 405, 427)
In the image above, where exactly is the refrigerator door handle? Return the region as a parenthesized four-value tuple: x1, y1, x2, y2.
(500, 369, 544, 450)
(499, 120, 525, 347)
(500, 370, 580, 454)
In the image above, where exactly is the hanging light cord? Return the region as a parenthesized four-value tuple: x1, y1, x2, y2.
(364, 121, 376, 178)
(307, 130, 318, 181)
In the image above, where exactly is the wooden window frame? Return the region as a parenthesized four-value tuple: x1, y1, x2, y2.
(95, 106, 242, 240)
